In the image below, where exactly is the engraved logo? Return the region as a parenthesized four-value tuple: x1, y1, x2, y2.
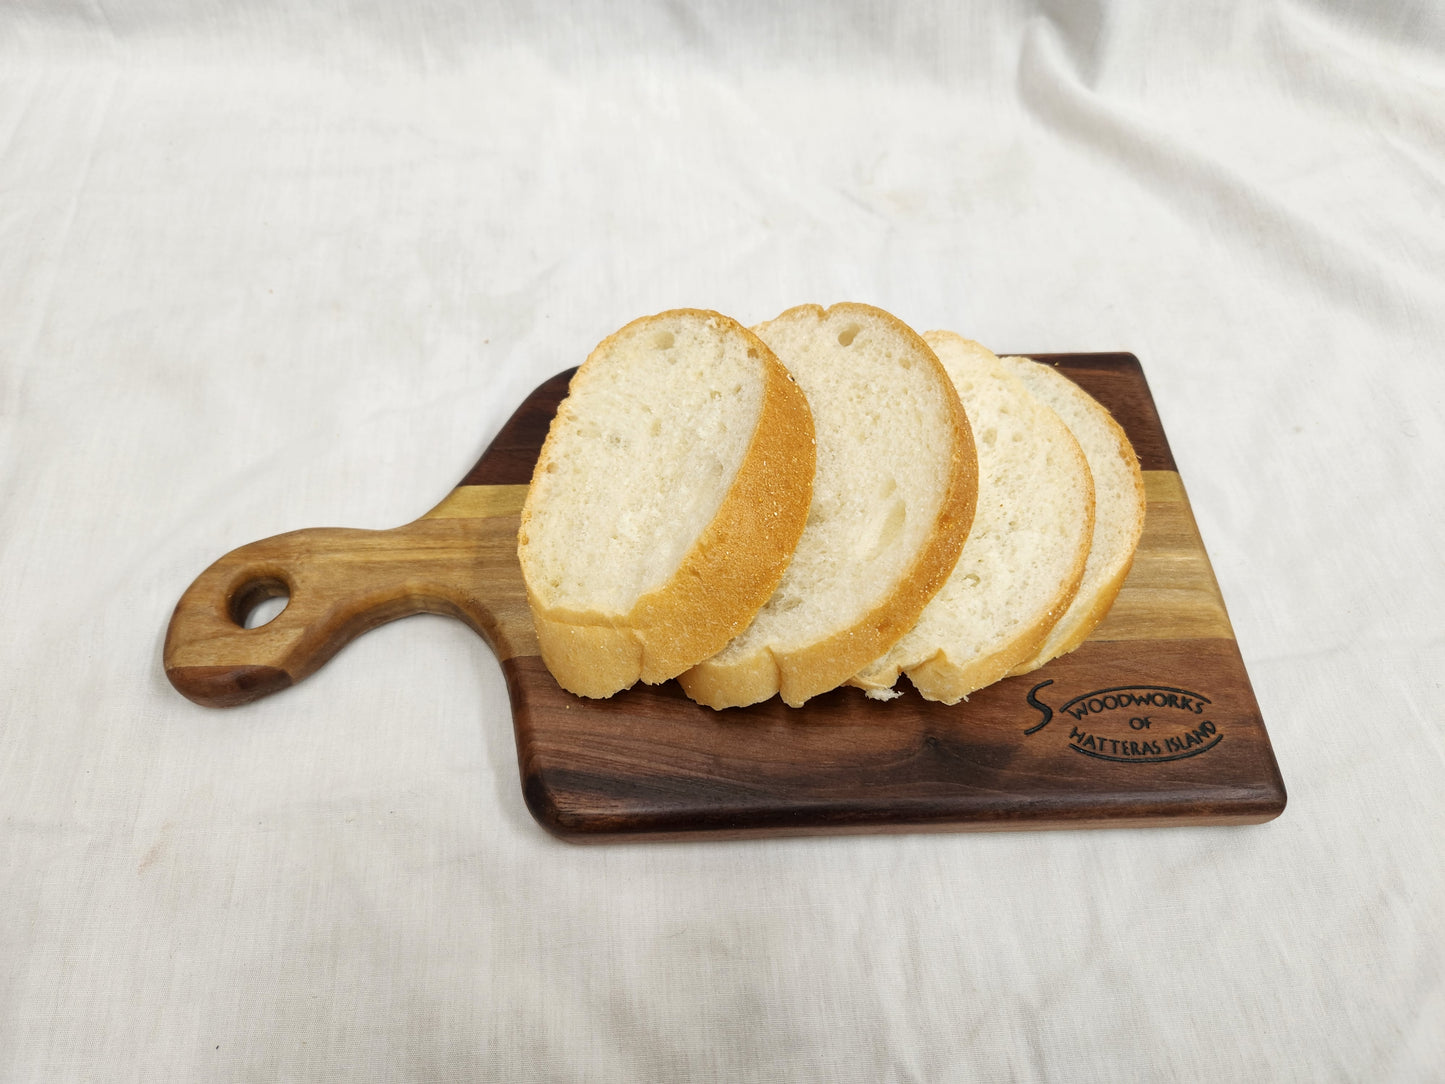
(1024, 680, 1222, 763)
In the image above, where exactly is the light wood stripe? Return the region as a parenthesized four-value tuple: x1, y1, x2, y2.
(1091, 471, 1235, 642)
(424, 484, 530, 520)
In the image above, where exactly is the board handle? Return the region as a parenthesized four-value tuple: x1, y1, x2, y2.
(163, 487, 532, 707)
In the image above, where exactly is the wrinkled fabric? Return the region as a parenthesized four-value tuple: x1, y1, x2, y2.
(2, 2, 1442, 1080)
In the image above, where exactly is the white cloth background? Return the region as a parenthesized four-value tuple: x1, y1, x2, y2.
(3, 1, 1442, 1079)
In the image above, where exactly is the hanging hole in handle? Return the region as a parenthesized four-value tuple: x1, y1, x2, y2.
(229, 576, 291, 629)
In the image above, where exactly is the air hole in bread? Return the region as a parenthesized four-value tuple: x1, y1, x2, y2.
(653, 331, 675, 349)
(837, 324, 860, 347)
(856, 497, 907, 562)
(980, 427, 998, 447)
(960, 573, 981, 590)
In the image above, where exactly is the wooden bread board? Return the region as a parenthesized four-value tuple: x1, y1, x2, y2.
(165, 354, 1286, 842)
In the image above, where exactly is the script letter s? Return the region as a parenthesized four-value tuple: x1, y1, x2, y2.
(1024, 680, 1054, 735)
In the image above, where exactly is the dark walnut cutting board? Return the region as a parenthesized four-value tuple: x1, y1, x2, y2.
(165, 354, 1286, 842)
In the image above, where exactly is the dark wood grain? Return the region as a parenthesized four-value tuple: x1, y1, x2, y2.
(508, 638, 1282, 841)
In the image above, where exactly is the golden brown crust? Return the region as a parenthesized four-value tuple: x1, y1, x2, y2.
(678, 644, 781, 710)
(680, 303, 978, 709)
(519, 310, 815, 699)
(528, 609, 644, 700)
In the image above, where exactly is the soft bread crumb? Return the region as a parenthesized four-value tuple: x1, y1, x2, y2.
(522, 314, 764, 613)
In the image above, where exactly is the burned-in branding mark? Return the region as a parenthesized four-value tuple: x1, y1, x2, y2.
(1025, 682, 1223, 763)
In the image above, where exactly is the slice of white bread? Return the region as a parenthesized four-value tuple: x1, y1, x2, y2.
(678, 303, 977, 709)
(1001, 355, 1146, 673)
(517, 309, 815, 699)
(851, 333, 1094, 705)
